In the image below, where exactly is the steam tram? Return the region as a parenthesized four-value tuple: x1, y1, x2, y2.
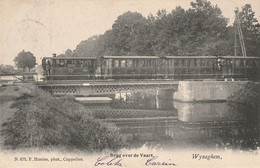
(42, 56, 260, 81)
(42, 57, 98, 80)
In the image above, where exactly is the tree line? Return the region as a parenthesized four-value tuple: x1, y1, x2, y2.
(60, 0, 260, 58)
(5, 0, 260, 74)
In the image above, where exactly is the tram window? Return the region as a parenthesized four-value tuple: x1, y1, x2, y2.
(207, 60, 211, 66)
(206, 59, 209, 66)
(127, 60, 133, 67)
(114, 60, 119, 67)
(79, 60, 84, 67)
(146, 60, 150, 67)
(52, 60, 56, 67)
(196, 59, 200, 67)
(186, 59, 190, 67)
(174, 60, 179, 67)
(103, 60, 107, 66)
(235, 60, 240, 67)
(152, 60, 156, 67)
(209, 59, 214, 66)
(143, 60, 147, 67)
(142, 60, 145, 67)
(140, 60, 145, 67)
(240, 60, 245, 67)
(189, 59, 194, 67)
(135, 60, 139, 67)
(79, 60, 83, 67)
(200, 59, 205, 66)
(58, 60, 65, 67)
(67, 60, 72, 64)
(118, 60, 121, 67)
(67, 60, 75, 68)
(83, 60, 90, 67)
(54, 59, 60, 67)
(181, 59, 185, 67)
(247, 60, 253, 67)
(75, 60, 80, 67)
(192, 59, 196, 67)
(147, 60, 151, 67)
(120, 60, 126, 67)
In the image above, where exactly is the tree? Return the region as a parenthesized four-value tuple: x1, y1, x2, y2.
(70, 1, 260, 58)
(238, 4, 260, 56)
(14, 50, 36, 71)
(149, 0, 228, 56)
(74, 35, 104, 57)
(57, 49, 74, 57)
(0, 64, 15, 74)
(111, 11, 153, 55)
(185, 0, 228, 55)
(65, 49, 73, 57)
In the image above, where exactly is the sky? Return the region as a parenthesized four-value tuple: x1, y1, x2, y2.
(0, 0, 260, 65)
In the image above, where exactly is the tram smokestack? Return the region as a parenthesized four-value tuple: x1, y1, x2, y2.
(52, 53, 56, 57)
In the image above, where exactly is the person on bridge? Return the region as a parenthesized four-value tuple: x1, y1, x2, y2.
(46, 60, 51, 76)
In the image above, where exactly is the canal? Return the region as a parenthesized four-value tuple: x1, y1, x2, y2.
(86, 89, 259, 151)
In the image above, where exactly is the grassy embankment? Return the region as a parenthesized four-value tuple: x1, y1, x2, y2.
(0, 84, 126, 151)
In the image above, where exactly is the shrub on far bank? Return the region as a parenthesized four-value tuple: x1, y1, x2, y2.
(227, 82, 260, 109)
(1, 87, 126, 151)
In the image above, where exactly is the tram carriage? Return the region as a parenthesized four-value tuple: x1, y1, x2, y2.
(100, 56, 159, 79)
(220, 56, 260, 80)
(42, 57, 98, 80)
(161, 56, 260, 80)
(159, 56, 218, 79)
(42, 55, 260, 81)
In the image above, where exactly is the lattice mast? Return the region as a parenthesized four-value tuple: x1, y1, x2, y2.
(234, 9, 247, 57)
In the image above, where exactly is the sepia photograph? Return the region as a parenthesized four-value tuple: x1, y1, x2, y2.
(0, 0, 259, 167)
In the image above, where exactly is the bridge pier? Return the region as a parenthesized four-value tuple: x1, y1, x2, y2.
(173, 81, 249, 102)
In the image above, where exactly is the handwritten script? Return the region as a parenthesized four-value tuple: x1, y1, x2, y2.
(145, 156, 177, 166)
(94, 156, 176, 166)
(94, 156, 123, 166)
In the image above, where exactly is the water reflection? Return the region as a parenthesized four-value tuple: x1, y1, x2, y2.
(175, 102, 247, 122)
(85, 89, 259, 151)
(112, 89, 174, 110)
(88, 89, 177, 119)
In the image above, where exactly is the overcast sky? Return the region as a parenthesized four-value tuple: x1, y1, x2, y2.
(0, 0, 260, 65)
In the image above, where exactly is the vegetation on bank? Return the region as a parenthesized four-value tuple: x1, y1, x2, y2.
(227, 82, 260, 108)
(1, 86, 126, 151)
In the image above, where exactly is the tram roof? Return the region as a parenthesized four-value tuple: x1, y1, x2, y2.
(162, 56, 260, 59)
(218, 56, 260, 59)
(43, 57, 97, 60)
(102, 56, 159, 59)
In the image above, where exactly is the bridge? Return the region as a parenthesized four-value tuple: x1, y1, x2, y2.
(36, 79, 254, 103)
(37, 80, 179, 96)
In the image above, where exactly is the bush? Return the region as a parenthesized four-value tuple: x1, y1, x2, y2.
(227, 82, 260, 108)
(1, 87, 126, 151)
